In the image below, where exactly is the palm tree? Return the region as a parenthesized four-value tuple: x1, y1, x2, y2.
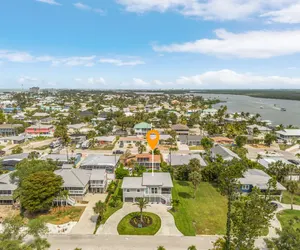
(286, 181, 299, 210)
(188, 246, 197, 250)
(93, 201, 106, 221)
(133, 198, 150, 223)
(138, 144, 146, 154)
(157, 247, 166, 250)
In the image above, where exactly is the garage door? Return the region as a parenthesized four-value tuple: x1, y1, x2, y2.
(125, 197, 134, 202)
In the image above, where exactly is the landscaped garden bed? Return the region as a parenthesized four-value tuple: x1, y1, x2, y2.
(117, 212, 161, 235)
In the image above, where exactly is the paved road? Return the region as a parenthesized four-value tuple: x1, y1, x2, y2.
(48, 235, 218, 250)
(70, 194, 107, 235)
(97, 203, 182, 236)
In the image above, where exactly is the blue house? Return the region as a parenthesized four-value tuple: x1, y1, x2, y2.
(239, 169, 286, 201)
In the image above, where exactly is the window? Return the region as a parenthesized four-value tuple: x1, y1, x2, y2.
(242, 185, 250, 190)
(151, 187, 158, 194)
(127, 189, 130, 192)
(137, 189, 140, 192)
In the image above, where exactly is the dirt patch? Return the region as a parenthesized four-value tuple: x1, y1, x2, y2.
(0, 205, 20, 221)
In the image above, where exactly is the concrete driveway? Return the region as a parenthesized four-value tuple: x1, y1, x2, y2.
(70, 193, 107, 235)
(97, 203, 182, 236)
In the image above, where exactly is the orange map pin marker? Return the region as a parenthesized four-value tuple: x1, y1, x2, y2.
(146, 130, 160, 150)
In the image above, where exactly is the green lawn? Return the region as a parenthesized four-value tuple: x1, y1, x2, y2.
(170, 181, 227, 236)
(282, 187, 300, 206)
(277, 210, 300, 230)
(117, 212, 161, 235)
(189, 146, 204, 150)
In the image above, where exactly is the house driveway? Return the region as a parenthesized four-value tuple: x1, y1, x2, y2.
(97, 203, 182, 236)
(70, 193, 107, 235)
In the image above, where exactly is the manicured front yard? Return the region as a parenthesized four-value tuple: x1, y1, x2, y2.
(32, 206, 86, 225)
(170, 181, 227, 236)
(117, 212, 161, 235)
(277, 210, 300, 230)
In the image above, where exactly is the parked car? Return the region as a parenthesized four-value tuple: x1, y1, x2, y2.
(113, 150, 124, 155)
(50, 140, 62, 149)
(81, 140, 90, 149)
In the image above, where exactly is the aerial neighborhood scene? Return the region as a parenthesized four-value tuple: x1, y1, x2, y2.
(1, 1, 300, 250)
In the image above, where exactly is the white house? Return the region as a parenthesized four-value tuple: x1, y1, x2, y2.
(276, 129, 300, 144)
(122, 172, 173, 205)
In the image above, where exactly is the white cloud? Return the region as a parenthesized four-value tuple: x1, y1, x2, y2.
(120, 70, 300, 89)
(88, 77, 106, 85)
(36, 0, 61, 6)
(99, 58, 145, 66)
(73, 2, 105, 15)
(18, 76, 38, 83)
(153, 28, 300, 58)
(174, 69, 300, 88)
(0, 50, 34, 62)
(117, 0, 299, 21)
(74, 78, 82, 82)
(262, 3, 300, 23)
(52, 56, 96, 67)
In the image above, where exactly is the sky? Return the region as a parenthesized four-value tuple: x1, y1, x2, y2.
(1, 0, 300, 89)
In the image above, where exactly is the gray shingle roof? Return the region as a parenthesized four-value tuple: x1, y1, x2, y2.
(0, 173, 18, 191)
(122, 177, 143, 189)
(80, 154, 120, 167)
(239, 169, 286, 191)
(211, 145, 240, 160)
(167, 154, 207, 167)
(142, 173, 173, 187)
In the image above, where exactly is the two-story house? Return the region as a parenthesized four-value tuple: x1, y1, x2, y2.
(118, 136, 145, 147)
(276, 129, 300, 144)
(178, 135, 203, 146)
(134, 122, 152, 136)
(54, 168, 107, 202)
(136, 153, 161, 170)
(79, 154, 120, 174)
(0, 124, 23, 136)
(171, 124, 189, 135)
(0, 173, 18, 205)
(122, 172, 173, 205)
(25, 124, 54, 137)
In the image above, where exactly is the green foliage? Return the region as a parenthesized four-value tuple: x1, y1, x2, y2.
(235, 135, 247, 148)
(265, 216, 300, 250)
(115, 164, 129, 179)
(19, 171, 63, 213)
(286, 181, 300, 210)
(11, 146, 23, 154)
(0, 215, 50, 250)
(264, 133, 276, 146)
(189, 171, 202, 198)
(134, 198, 150, 223)
(157, 246, 166, 250)
(93, 201, 106, 221)
(117, 212, 161, 235)
(200, 137, 213, 151)
(230, 188, 275, 249)
(187, 246, 197, 250)
(266, 161, 295, 183)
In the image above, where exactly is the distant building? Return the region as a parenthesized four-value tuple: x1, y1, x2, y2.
(171, 124, 189, 135)
(276, 129, 300, 144)
(25, 124, 54, 137)
(0, 124, 23, 136)
(134, 122, 152, 135)
(211, 144, 240, 161)
(135, 153, 161, 170)
(29, 87, 40, 94)
(165, 153, 207, 167)
(178, 135, 203, 146)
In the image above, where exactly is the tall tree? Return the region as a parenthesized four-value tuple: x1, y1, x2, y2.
(286, 181, 299, 210)
(18, 171, 63, 213)
(93, 201, 106, 221)
(218, 160, 245, 250)
(265, 217, 300, 250)
(231, 188, 275, 249)
(189, 171, 201, 199)
(54, 124, 70, 160)
(235, 136, 247, 148)
(134, 198, 150, 223)
(201, 137, 213, 151)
